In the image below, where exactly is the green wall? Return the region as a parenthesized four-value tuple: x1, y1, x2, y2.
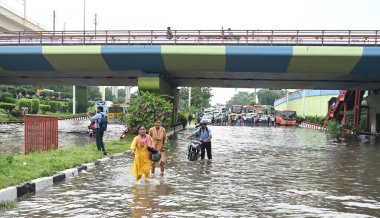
(275, 95, 337, 116)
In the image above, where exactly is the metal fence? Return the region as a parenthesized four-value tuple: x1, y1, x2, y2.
(24, 115, 58, 154)
(0, 30, 379, 46)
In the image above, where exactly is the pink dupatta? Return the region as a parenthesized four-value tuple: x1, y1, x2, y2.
(137, 134, 151, 147)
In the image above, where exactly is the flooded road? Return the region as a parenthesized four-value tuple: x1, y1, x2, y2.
(0, 120, 125, 153)
(3, 126, 380, 217)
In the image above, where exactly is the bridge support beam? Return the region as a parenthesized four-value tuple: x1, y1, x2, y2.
(367, 91, 380, 134)
(138, 75, 179, 123)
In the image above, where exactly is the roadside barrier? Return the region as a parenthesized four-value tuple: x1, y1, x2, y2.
(24, 115, 58, 154)
(299, 121, 326, 130)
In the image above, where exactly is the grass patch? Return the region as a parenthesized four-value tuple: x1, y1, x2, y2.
(0, 134, 134, 189)
(326, 120, 343, 135)
(0, 201, 17, 211)
(0, 114, 23, 122)
(0, 112, 86, 122)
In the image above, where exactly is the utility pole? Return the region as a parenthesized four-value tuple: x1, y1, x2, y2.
(23, 0, 26, 31)
(302, 89, 306, 117)
(83, 0, 86, 43)
(188, 87, 191, 108)
(53, 10, 56, 33)
(73, 86, 76, 114)
(83, 0, 86, 31)
(255, 88, 258, 104)
(286, 89, 289, 110)
(94, 13, 98, 36)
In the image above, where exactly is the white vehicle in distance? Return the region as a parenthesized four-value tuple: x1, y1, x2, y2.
(201, 113, 213, 124)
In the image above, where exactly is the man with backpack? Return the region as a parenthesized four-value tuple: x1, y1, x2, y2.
(88, 106, 107, 155)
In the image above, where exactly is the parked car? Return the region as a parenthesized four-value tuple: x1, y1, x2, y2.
(201, 114, 213, 124)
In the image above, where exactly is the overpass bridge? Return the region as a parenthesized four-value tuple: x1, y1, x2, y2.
(0, 30, 380, 92)
(0, 5, 44, 31)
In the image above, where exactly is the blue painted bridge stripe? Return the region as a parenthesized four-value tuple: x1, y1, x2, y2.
(101, 45, 166, 72)
(351, 47, 380, 75)
(225, 46, 293, 72)
(0, 46, 54, 71)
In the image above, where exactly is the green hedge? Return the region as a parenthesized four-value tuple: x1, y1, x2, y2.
(17, 98, 32, 110)
(0, 92, 16, 104)
(304, 115, 325, 125)
(40, 104, 51, 114)
(0, 103, 16, 114)
(30, 99, 40, 114)
(60, 104, 68, 113)
(48, 101, 60, 113)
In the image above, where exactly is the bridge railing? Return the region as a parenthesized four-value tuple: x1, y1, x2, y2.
(0, 30, 379, 46)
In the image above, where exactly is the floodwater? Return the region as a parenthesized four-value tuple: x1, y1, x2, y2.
(3, 126, 380, 217)
(0, 120, 125, 154)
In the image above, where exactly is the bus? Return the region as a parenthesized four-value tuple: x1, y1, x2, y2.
(275, 110, 297, 126)
(108, 104, 128, 123)
(231, 105, 243, 114)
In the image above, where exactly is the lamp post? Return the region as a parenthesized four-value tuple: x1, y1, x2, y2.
(286, 89, 289, 110)
(23, 0, 26, 31)
(53, 10, 56, 33)
(302, 89, 306, 117)
(94, 13, 98, 36)
(83, 0, 86, 31)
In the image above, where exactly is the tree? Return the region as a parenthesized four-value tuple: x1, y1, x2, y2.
(179, 87, 213, 111)
(126, 91, 173, 132)
(226, 91, 256, 108)
(117, 88, 126, 98)
(87, 86, 102, 101)
(105, 87, 115, 101)
(257, 89, 285, 105)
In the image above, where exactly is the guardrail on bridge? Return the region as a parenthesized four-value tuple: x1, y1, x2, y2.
(0, 30, 379, 46)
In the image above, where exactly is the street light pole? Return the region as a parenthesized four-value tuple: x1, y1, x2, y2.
(23, 0, 26, 30)
(53, 10, 56, 33)
(83, 0, 86, 31)
(94, 13, 98, 36)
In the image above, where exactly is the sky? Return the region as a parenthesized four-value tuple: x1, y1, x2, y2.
(1, 0, 380, 104)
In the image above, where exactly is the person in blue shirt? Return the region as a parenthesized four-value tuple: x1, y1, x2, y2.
(87, 106, 107, 155)
(188, 120, 213, 160)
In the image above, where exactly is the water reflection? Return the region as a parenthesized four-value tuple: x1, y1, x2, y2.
(2, 126, 380, 217)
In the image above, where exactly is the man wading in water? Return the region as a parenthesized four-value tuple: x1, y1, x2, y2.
(188, 120, 213, 160)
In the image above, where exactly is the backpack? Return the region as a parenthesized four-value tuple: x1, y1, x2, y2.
(98, 113, 108, 131)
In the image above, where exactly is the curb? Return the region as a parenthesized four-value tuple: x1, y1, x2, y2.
(0, 153, 125, 203)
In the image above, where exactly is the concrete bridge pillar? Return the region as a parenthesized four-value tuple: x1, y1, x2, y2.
(138, 74, 179, 122)
(367, 91, 380, 134)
